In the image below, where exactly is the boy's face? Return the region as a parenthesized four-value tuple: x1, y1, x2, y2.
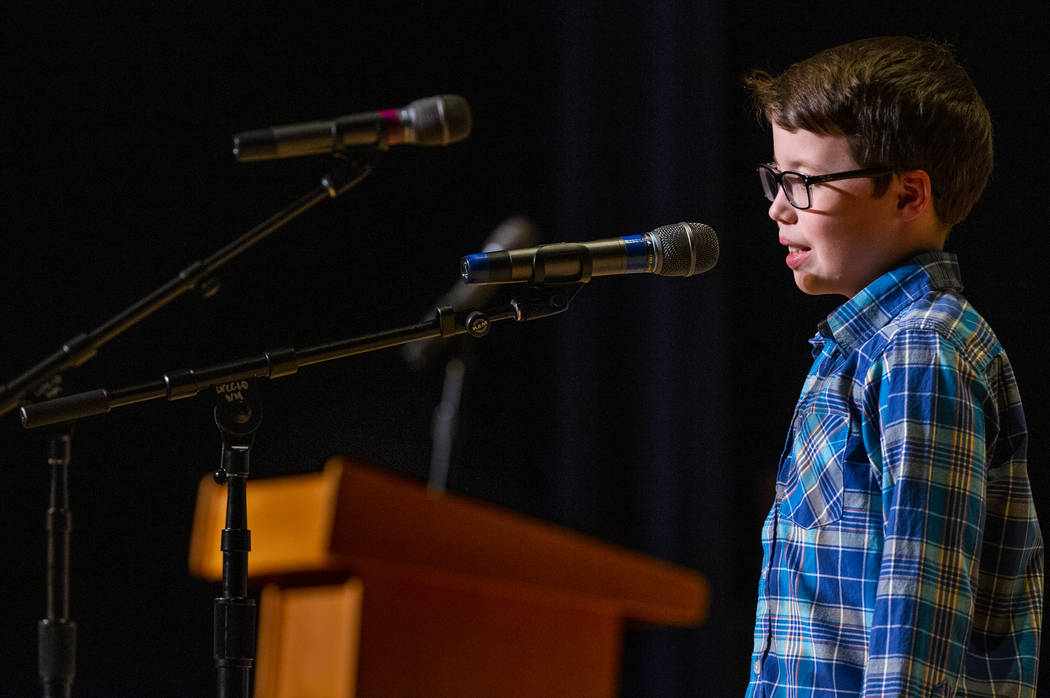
(768, 125, 910, 297)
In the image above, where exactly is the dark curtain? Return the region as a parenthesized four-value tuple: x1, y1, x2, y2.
(542, 4, 735, 695)
(2, 2, 1047, 696)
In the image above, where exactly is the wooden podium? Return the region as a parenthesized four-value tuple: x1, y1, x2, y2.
(189, 457, 708, 697)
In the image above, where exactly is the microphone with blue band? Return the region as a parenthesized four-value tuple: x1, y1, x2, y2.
(460, 222, 718, 284)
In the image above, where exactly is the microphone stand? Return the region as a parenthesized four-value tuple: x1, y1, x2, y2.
(20, 283, 584, 430)
(38, 419, 75, 698)
(212, 378, 262, 698)
(19, 282, 584, 696)
(0, 152, 381, 418)
(427, 354, 467, 493)
(3, 149, 382, 697)
(425, 334, 483, 494)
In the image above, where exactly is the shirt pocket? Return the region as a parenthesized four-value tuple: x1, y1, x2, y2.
(777, 407, 848, 528)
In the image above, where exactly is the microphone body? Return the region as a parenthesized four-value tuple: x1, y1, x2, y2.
(233, 95, 472, 161)
(461, 222, 718, 284)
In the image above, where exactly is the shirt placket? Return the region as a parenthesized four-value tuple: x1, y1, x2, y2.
(753, 338, 840, 692)
(754, 401, 803, 686)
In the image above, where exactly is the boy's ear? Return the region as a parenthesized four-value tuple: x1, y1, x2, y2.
(896, 169, 933, 221)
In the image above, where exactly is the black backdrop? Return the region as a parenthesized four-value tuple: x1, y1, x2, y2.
(2, 2, 1048, 696)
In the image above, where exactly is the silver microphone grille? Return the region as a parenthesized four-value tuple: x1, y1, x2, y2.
(407, 95, 473, 146)
(652, 222, 719, 276)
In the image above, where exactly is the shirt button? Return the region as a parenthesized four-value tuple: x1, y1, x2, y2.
(754, 660, 762, 675)
(760, 568, 767, 579)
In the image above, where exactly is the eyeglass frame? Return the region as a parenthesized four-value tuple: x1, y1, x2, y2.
(757, 163, 893, 210)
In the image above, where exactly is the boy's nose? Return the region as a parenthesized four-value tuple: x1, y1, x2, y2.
(768, 188, 797, 225)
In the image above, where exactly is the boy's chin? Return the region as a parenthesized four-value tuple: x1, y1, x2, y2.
(793, 272, 852, 298)
(793, 271, 825, 295)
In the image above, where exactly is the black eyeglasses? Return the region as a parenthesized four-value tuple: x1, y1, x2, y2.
(757, 163, 892, 210)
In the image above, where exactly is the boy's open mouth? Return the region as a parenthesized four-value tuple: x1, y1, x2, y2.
(785, 246, 811, 269)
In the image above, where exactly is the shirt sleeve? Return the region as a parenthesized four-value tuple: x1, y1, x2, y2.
(859, 326, 988, 697)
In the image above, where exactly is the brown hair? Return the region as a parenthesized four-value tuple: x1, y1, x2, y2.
(746, 36, 993, 228)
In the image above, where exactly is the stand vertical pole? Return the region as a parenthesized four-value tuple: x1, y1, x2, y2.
(212, 380, 261, 698)
(39, 427, 76, 697)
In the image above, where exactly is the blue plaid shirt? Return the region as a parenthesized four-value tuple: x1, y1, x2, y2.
(746, 253, 1043, 697)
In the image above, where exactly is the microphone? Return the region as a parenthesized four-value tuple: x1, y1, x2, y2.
(232, 95, 472, 161)
(403, 216, 542, 370)
(460, 222, 718, 285)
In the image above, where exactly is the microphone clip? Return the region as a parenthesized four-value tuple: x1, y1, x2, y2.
(509, 283, 585, 322)
(531, 244, 593, 284)
(322, 149, 385, 198)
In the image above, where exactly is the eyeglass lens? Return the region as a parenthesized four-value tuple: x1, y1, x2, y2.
(758, 167, 808, 208)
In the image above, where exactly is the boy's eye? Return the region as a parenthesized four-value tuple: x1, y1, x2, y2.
(781, 173, 808, 200)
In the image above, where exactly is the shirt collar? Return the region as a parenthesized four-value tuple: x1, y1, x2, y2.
(814, 251, 964, 354)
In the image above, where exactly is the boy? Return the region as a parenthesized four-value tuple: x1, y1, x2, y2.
(744, 37, 1043, 696)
